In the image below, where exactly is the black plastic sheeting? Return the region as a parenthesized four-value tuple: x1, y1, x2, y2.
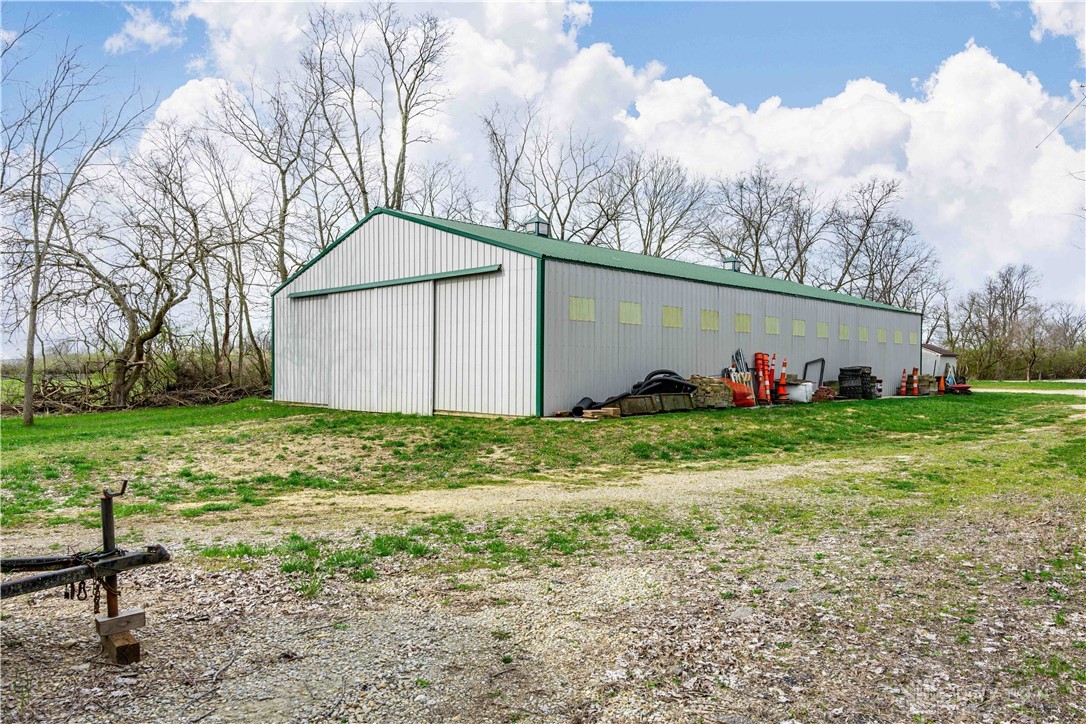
(571, 370, 696, 417)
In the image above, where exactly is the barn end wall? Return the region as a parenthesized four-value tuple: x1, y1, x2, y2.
(542, 261, 922, 413)
(273, 213, 538, 416)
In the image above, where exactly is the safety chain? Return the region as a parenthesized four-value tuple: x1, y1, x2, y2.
(58, 548, 124, 613)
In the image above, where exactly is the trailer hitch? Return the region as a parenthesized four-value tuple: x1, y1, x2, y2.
(0, 480, 170, 664)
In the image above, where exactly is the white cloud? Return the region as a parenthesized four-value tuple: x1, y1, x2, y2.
(174, 1, 310, 82)
(617, 41, 1084, 302)
(104, 4, 182, 55)
(1030, 0, 1086, 58)
(160, 1, 1084, 304)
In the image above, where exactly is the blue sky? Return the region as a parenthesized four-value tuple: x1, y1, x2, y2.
(13, 2, 1084, 115)
(583, 2, 1084, 108)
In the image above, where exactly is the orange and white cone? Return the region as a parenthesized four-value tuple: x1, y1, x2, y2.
(899, 369, 907, 396)
(912, 367, 919, 396)
(777, 357, 788, 399)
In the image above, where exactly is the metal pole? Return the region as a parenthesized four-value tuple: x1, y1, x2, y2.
(101, 482, 127, 618)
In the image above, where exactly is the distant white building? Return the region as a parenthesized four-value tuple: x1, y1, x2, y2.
(272, 208, 923, 416)
(921, 343, 958, 377)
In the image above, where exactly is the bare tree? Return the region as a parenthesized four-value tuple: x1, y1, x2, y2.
(953, 265, 1041, 378)
(214, 76, 319, 283)
(480, 100, 538, 229)
(303, 6, 376, 222)
(627, 154, 708, 258)
(704, 164, 799, 277)
(1, 41, 147, 423)
(370, 3, 451, 210)
(821, 177, 902, 293)
(53, 127, 212, 405)
(521, 125, 623, 242)
(403, 159, 478, 221)
(1, 12, 50, 193)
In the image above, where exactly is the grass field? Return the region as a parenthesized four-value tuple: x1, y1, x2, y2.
(970, 379, 1086, 390)
(1, 393, 1082, 527)
(2, 394, 1084, 721)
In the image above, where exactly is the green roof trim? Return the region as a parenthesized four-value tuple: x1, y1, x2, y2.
(273, 207, 919, 315)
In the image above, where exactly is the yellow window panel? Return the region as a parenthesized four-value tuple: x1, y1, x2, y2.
(877, 328, 887, 343)
(839, 323, 849, 341)
(568, 296, 595, 322)
(619, 301, 642, 325)
(792, 319, 806, 337)
(817, 321, 829, 339)
(894, 330, 903, 344)
(858, 326, 869, 342)
(909, 331, 918, 345)
(734, 313, 752, 333)
(700, 309, 719, 331)
(662, 305, 683, 328)
(765, 316, 780, 335)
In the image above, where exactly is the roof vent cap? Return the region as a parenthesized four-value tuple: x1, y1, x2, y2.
(523, 215, 550, 238)
(722, 255, 741, 272)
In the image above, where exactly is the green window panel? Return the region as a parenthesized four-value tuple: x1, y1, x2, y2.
(858, 326, 869, 342)
(569, 296, 596, 322)
(894, 330, 904, 344)
(765, 316, 780, 335)
(792, 319, 806, 337)
(735, 313, 752, 333)
(909, 331, 918, 345)
(839, 323, 850, 341)
(877, 328, 887, 344)
(700, 309, 719, 331)
(662, 306, 683, 328)
(619, 301, 642, 325)
(817, 321, 830, 339)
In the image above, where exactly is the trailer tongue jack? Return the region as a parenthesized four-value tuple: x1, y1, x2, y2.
(1, 481, 171, 664)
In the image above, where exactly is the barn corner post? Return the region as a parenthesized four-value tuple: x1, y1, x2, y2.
(536, 257, 546, 417)
(270, 291, 276, 401)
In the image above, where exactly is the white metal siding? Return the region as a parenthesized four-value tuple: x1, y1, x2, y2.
(434, 273, 534, 416)
(921, 349, 957, 377)
(323, 282, 433, 414)
(274, 214, 537, 416)
(542, 262, 923, 412)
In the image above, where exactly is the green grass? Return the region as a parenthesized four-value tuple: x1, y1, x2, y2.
(1, 393, 1081, 526)
(970, 380, 1085, 391)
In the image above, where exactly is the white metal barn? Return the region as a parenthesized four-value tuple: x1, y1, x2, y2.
(272, 208, 922, 416)
(921, 343, 958, 377)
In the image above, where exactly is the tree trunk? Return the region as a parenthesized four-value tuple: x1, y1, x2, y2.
(21, 253, 42, 426)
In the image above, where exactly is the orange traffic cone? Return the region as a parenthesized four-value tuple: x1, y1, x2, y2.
(912, 367, 919, 396)
(777, 357, 788, 399)
(937, 376, 945, 395)
(899, 369, 907, 396)
(769, 354, 777, 391)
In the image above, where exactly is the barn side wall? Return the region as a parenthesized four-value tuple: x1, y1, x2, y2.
(542, 261, 923, 413)
(273, 214, 538, 416)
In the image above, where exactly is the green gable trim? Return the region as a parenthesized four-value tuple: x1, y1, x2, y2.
(271, 210, 376, 298)
(287, 264, 502, 300)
